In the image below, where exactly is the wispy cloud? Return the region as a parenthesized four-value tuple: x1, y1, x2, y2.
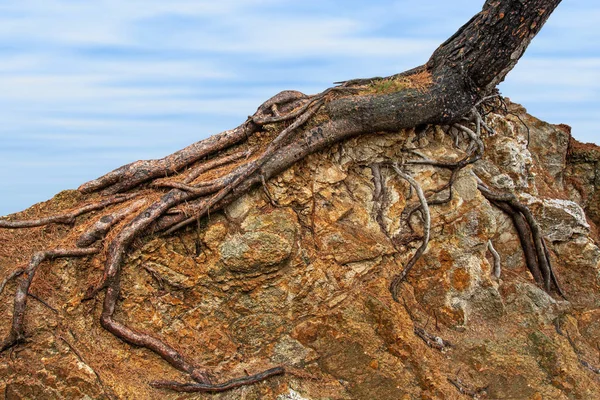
(0, 1, 598, 215)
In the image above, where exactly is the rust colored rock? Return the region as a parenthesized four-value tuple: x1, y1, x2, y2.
(1, 104, 600, 399)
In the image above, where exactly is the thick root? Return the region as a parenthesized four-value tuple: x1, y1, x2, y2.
(76, 199, 147, 247)
(478, 184, 565, 297)
(78, 125, 252, 194)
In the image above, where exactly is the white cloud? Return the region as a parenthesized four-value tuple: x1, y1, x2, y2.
(0, 0, 598, 215)
(507, 58, 600, 87)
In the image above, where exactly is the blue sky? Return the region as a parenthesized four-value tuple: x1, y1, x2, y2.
(0, 0, 598, 216)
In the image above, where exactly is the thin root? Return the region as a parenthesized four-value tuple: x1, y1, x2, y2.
(487, 240, 502, 279)
(0, 194, 138, 229)
(149, 366, 285, 393)
(389, 164, 431, 301)
(0, 248, 99, 352)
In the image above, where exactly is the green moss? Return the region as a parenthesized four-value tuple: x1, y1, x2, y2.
(362, 77, 410, 95)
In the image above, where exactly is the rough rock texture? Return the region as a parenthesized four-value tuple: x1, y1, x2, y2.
(1, 101, 600, 399)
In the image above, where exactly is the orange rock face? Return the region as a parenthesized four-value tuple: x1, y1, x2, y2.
(1, 103, 599, 399)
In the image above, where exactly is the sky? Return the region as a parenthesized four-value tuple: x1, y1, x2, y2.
(0, 0, 598, 216)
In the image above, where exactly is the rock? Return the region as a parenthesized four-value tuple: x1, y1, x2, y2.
(522, 194, 590, 242)
(271, 335, 318, 367)
(220, 208, 298, 274)
(221, 231, 293, 273)
(1, 103, 600, 399)
(277, 389, 311, 400)
(566, 138, 600, 226)
(505, 282, 559, 323)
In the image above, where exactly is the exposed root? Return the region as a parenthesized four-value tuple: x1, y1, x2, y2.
(0, 248, 99, 352)
(489, 199, 543, 284)
(0, 93, 568, 395)
(425, 168, 459, 207)
(0, 92, 560, 396)
(389, 164, 431, 301)
(406, 115, 484, 169)
(392, 111, 486, 226)
(68, 90, 329, 391)
(487, 240, 502, 279)
(91, 192, 212, 385)
(0, 25, 568, 394)
(149, 366, 285, 393)
(78, 125, 253, 194)
(447, 376, 488, 399)
(27, 292, 58, 314)
(152, 149, 252, 190)
(414, 327, 452, 352)
(184, 149, 251, 184)
(364, 111, 486, 301)
(0, 268, 24, 297)
(252, 91, 312, 125)
(370, 164, 391, 238)
(260, 173, 280, 208)
(581, 360, 600, 375)
(161, 99, 325, 234)
(78, 88, 324, 198)
(0, 194, 137, 229)
(76, 199, 147, 247)
(151, 180, 225, 195)
(477, 184, 565, 297)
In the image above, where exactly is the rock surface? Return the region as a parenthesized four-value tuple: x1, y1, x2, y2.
(1, 101, 600, 399)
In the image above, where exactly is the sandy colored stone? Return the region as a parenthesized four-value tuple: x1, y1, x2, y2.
(1, 104, 600, 399)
